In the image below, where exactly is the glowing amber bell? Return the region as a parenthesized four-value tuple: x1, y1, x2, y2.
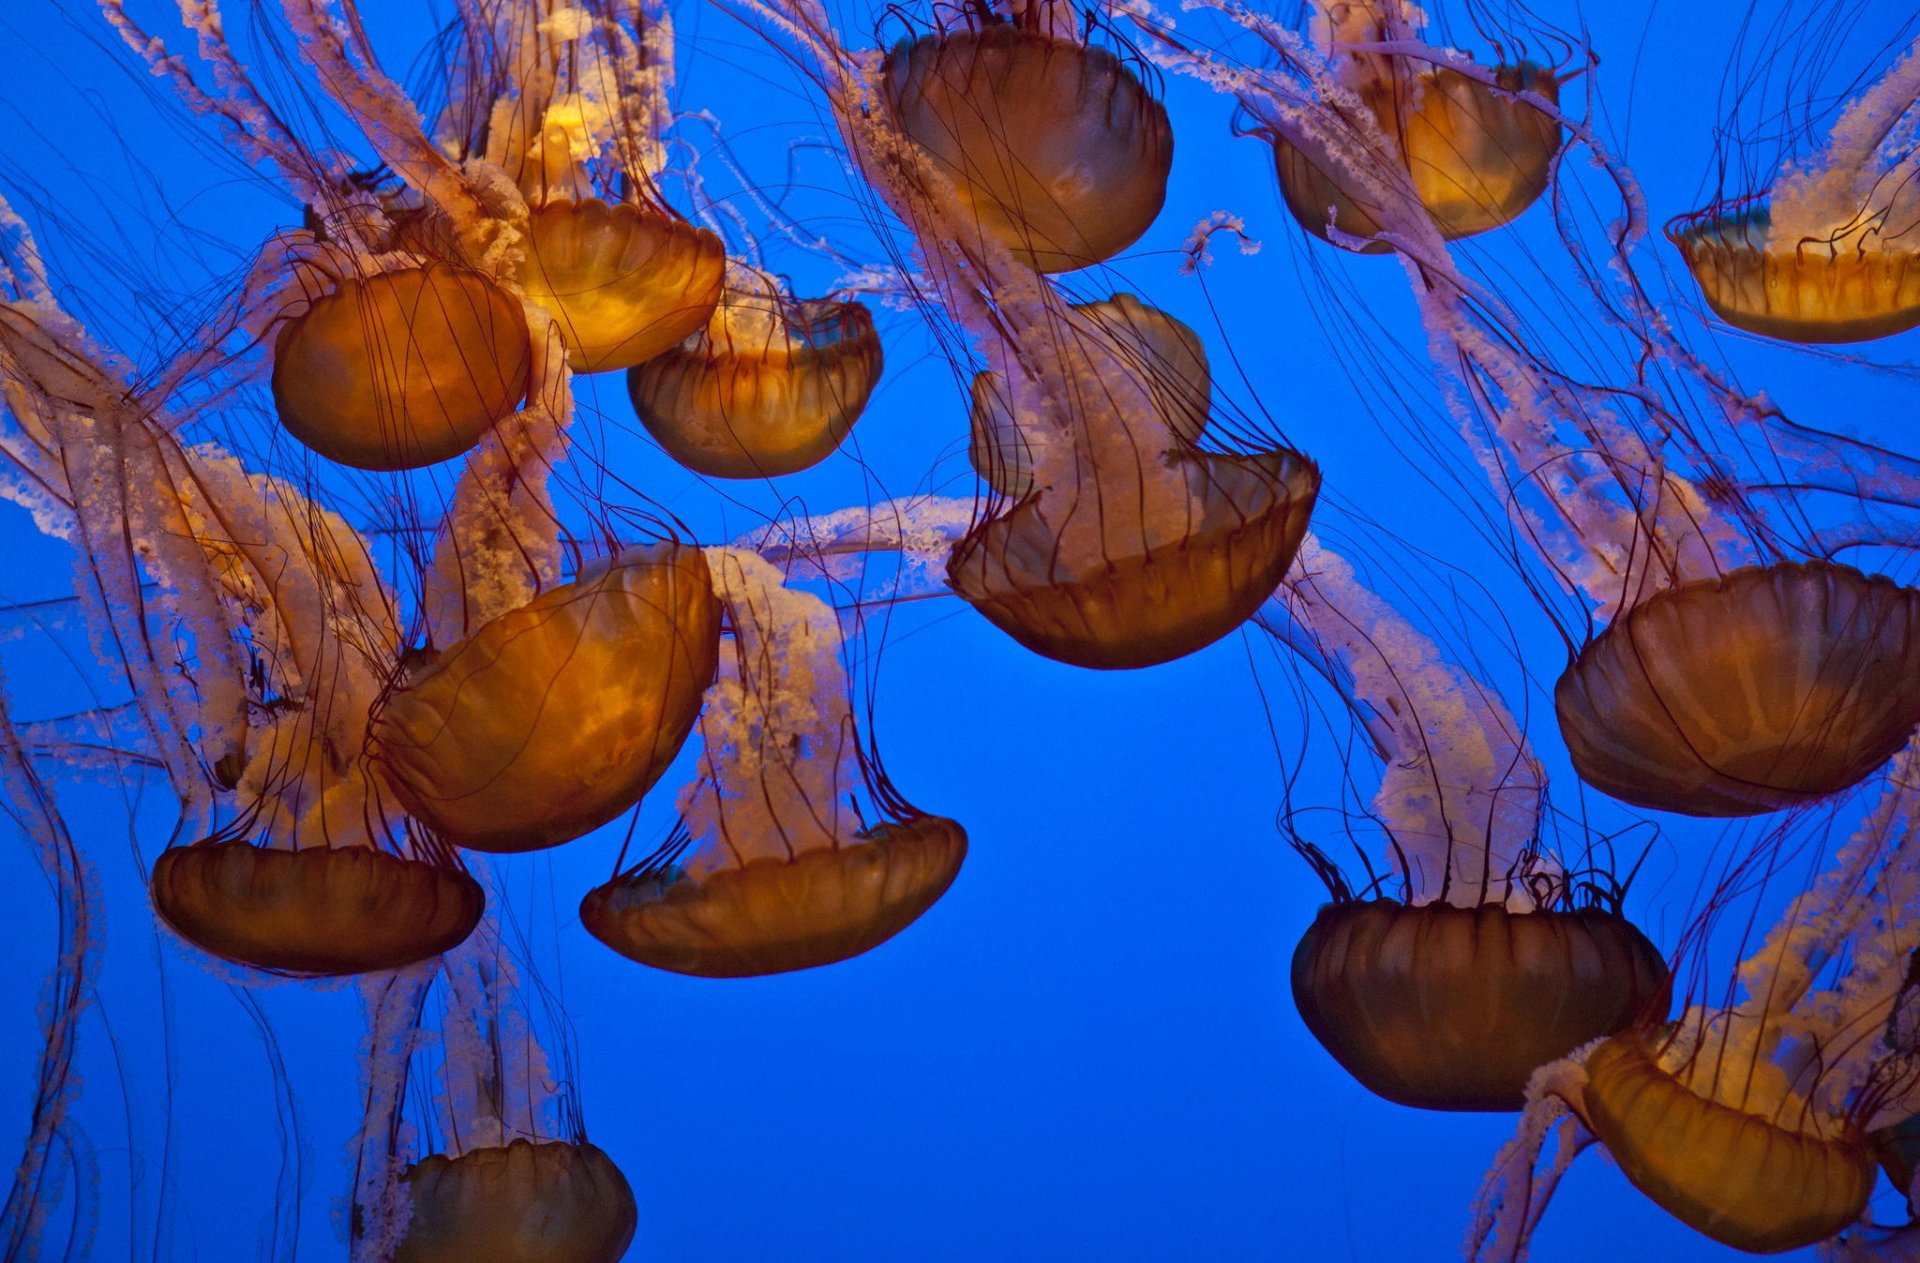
(882, 27, 1173, 273)
(150, 840, 483, 976)
(272, 264, 532, 471)
(579, 816, 967, 978)
(1290, 900, 1668, 1111)
(516, 198, 727, 373)
(1668, 204, 1920, 343)
(393, 1140, 637, 1263)
(1555, 561, 1920, 817)
(947, 449, 1320, 670)
(370, 543, 720, 853)
(1580, 1034, 1873, 1253)
(628, 298, 882, 478)
(1274, 64, 1561, 251)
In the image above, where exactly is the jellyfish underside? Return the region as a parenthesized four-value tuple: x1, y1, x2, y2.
(1579, 1034, 1874, 1253)
(392, 1139, 637, 1263)
(1555, 561, 1920, 817)
(1290, 899, 1669, 1111)
(149, 840, 483, 976)
(516, 198, 727, 373)
(628, 294, 882, 478)
(580, 815, 967, 978)
(1669, 204, 1920, 343)
(947, 448, 1321, 670)
(882, 25, 1174, 272)
(271, 264, 532, 471)
(1274, 63, 1562, 251)
(370, 542, 721, 853)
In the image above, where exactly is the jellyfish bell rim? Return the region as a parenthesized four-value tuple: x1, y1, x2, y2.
(945, 447, 1321, 671)
(878, 24, 1175, 273)
(149, 838, 484, 977)
(1577, 1031, 1874, 1253)
(1289, 897, 1670, 1112)
(1554, 559, 1920, 817)
(269, 262, 533, 472)
(1667, 195, 1920, 344)
(393, 1138, 637, 1263)
(626, 295, 883, 479)
(578, 813, 968, 978)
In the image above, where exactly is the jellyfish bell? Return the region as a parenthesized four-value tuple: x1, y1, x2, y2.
(392, 1139, 637, 1263)
(949, 294, 1319, 670)
(1292, 898, 1668, 1111)
(271, 257, 533, 471)
(581, 548, 967, 978)
(369, 540, 721, 854)
(880, 21, 1174, 273)
(628, 270, 884, 478)
(1554, 560, 1920, 817)
(1273, 0, 1562, 250)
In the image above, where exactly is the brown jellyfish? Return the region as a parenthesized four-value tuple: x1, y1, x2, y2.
(949, 293, 1320, 670)
(1274, 539, 1668, 1111)
(1555, 560, 1920, 817)
(1271, 3, 1562, 251)
(628, 270, 884, 478)
(581, 548, 966, 978)
(271, 260, 532, 471)
(881, 20, 1174, 273)
(370, 541, 721, 854)
(392, 1139, 637, 1263)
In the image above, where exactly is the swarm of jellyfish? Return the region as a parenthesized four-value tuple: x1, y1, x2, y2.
(9, 0, 1920, 1258)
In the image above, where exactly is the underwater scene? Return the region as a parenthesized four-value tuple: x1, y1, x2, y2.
(2, 0, 1920, 1258)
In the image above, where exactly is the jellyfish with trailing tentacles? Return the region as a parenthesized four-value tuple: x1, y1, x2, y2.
(1472, 747, 1920, 1258)
(1671, 35, 1920, 344)
(1268, 0, 1564, 252)
(581, 547, 965, 977)
(1267, 537, 1667, 1111)
(352, 926, 637, 1263)
(880, 2, 1174, 273)
(628, 264, 884, 478)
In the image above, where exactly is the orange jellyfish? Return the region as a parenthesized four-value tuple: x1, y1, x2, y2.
(272, 257, 533, 471)
(1555, 561, 1920, 817)
(880, 14, 1174, 272)
(1273, 539, 1668, 1110)
(628, 268, 883, 477)
(1270, 0, 1563, 251)
(947, 291, 1320, 670)
(452, 0, 727, 371)
(1670, 41, 1920, 343)
(370, 541, 720, 854)
(581, 548, 966, 977)
(393, 1139, 637, 1263)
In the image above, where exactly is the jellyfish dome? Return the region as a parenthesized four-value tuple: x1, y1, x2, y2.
(581, 548, 966, 977)
(1576, 1029, 1874, 1252)
(370, 541, 720, 853)
(392, 1139, 637, 1263)
(272, 260, 533, 471)
(628, 269, 883, 478)
(881, 21, 1174, 272)
(1273, 2, 1562, 250)
(949, 294, 1320, 669)
(1555, 561, 1920, 817)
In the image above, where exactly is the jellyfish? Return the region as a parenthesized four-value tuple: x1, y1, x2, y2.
(370, 541, 720, 854)
(1270, 537, 1668, 1111)
(1472, 746, 1920, 1257)
(1269, 0, 1563, 251)
(1670, 36, 1920, 343)
(449, 0, 728, 372)
(628, 264, 883, 477)
(880, 4, 1174, 272)
(353, 925, 638, 1263)
(580, 547, 965, 977)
